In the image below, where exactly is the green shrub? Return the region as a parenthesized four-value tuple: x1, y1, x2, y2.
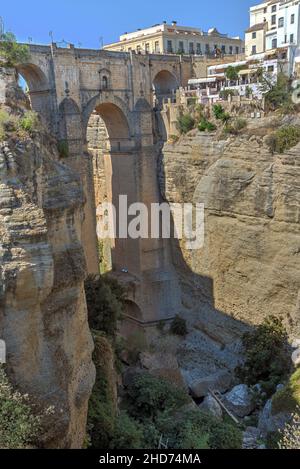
(170, 315, 188, 336)
(0, 367, 40, 448)
(236, 316, 290, 396)
(245, 86, 252, 98)
(84, 274, 125, 337)
(125, 373, 189, 421)
(124, 330, 148, 365)
(57, 139, 69, 158)
(224, 118, 247, 135)
(213, 104, 225, 120)
(19, 111, 39, 133)
(198, 118, 216, 132)
(219, 89, 236, 100)
(177, 114, 195, 134)
(213, 104, 231, 124)
(110, 412, 143, 449)
(264, 73, 291, 111)
(155, 409, 242, 449)
(266, 126, 300, 154)
(0, 108, 16, 139)
(0, 32, 30, 68)
(272, 368, 300, 415)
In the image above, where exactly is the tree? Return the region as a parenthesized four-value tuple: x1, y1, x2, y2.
(0, 32, 30, 68)
(236, 316, 290, 395)
(225, 65, 242, 82)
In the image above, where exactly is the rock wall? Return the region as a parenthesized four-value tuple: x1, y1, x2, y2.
(0, 69, 95, 448)
(159, 117, 300, 337)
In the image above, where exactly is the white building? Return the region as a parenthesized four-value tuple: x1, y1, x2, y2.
(246, 0, 300, 75)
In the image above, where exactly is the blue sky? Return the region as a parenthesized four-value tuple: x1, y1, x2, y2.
(1, 0, 259, 48)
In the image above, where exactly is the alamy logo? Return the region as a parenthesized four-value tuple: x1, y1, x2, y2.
(0, 339, 6, 364)
(96, 196, 205, 250)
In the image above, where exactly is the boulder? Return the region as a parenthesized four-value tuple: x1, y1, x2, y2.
(224, 384, 255, 418)
(242, 427, 262, 449)
(291, 339, 300, 349)
(190, 370, 232, 398)
(292, 348, 300, 367)
(258, 399, 291, 435)
(199, 394, 223, 420)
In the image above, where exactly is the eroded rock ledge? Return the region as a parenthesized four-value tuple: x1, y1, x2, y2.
(0, 69, 95, 448)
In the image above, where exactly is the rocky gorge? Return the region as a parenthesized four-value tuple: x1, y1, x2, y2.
(0, 65, 300, 449)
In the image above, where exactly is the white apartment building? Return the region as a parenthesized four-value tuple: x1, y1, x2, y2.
(245, 0, 300, 75)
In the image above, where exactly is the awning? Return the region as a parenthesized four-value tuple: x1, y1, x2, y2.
(188, 77, 217, 84)
(238, 68, 258, 75)
(208, 60, 247, 71)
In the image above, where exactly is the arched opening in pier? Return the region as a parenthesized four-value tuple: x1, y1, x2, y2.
(16, 63, 52, 131)
(153, 70, 178, 108)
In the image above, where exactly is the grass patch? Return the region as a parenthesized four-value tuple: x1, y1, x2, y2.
(198, 118, 216, 132)
(177, 114, 195, 134)
(57, 139, 69, 158)
(266, 126, 300, 154)
(272, 368, 300, 415)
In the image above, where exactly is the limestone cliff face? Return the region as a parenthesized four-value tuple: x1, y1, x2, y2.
(159, 117, 300, 337)
(0, 70, 95, 448)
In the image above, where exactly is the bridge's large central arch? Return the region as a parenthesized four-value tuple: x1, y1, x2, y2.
(85, 98, 140, 278)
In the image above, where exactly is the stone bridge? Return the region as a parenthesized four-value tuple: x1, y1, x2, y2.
(18, 43, 194, 324)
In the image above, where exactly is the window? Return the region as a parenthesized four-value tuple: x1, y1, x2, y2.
(252, 32, 257, 39)
(229, 45, 233, 54)
(268, 65, 274, 72)
(145, 43, 150, 53)
(136, 45, 141, 53)
(285, 34, 287, 43)
(205, 44, 210, 54)
(252, 45, 257, 54)
(167, 40, 173, 53)
(154, 41, 160, 52)
(196, 43, 202, 55)
(236, 46, 239, 54)
(272, 38, 277, 48)
(221, 45, 226, 53)
(264, 7, 267, 13)
(178, 41, 184, 53)
(290, 34, 294, 43)
(271, 5, 277, 13)
(271, 15, 276, 25)
(278, 17, 284, 28)
(291, 14, 295, 24)
(189, 42, 194, 54)
(102, 75, 108, 89)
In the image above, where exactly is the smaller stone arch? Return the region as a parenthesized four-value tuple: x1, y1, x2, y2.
(17, 63, 52, 131)
(17, 63, 49, 92)
(152, 69, 179, 108)
(124, 300, 143, 321)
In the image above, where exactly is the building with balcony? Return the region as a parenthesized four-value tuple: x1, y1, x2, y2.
(245, 0, 300, 75)
(103, 21, 244, 57)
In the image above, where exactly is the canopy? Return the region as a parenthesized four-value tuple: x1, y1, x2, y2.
(188, 77, 217, 84)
